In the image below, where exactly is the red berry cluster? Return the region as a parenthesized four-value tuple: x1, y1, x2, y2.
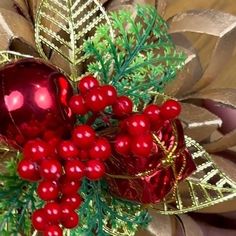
(114, 100, 181, 158)
(17, 74, 181, 235)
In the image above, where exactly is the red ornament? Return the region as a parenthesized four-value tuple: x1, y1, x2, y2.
(40, 159, 63, 180)
(0, 59, 73, 147)
(160, 99, 181, 120)
(58, 140, 79, 160)
(112, 96, 133, 117)
(61, 193, 82, 210)
(37, 180, 59, 201)
(64, 160, 85, 180)
(31, 209, 48, 231)
(77, 75, 99, 95)
(101, 85, 118, 105)
(127, 114, 150, 136)
(105, 119, 196, 204)
(60, 177, 81, 195)
(89, 138, 111, 161)
(61, 210, 79, 229)
(69, 95, 88, 115)
(44, 225, 63, 236)
(86, 159, 105, 180)
(44, 202, 61, 222)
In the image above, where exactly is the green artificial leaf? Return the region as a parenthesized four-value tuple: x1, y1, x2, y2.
(85, 5, 185, 107)
(71, 179, 151, 236)
(154, 136, 236, 214)
(35, 0, 112, 81)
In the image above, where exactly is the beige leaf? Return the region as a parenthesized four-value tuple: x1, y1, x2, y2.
(180, 103, 222, 142)
(0, 9, 35, 50)
(13, 0, 32, 21)
(27, 0, 40, 22)
(185, 88, 236, 109)
(168, 10, 236, 93)
(0, 0, 15, 12)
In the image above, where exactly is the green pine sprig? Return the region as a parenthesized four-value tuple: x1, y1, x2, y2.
(72, 179, 151, 236)
(84, 5, 185, 106)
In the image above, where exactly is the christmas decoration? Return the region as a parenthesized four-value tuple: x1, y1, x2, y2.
(0, 1, 236, 236)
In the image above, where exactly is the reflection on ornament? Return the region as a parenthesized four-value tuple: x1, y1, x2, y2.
(0, 59, 73, 147)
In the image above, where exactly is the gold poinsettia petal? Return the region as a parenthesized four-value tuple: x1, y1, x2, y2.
(0, 8, 35, 51)
(152, 136, 236, 214)
(35, 0, 112, 80)
(168, 10, 236, 93)
(180, 103, 222, 142)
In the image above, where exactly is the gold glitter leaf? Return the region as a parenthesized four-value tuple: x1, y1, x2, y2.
(153, 136, 236, 214)
(35, 0, 112, 80)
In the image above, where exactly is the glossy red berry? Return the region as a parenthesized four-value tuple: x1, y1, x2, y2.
(61, 193, 82, 209)
(114, 135, 131, 156)
(101, 85, 117, 105)
(77, 75, 99, 94)
(61, 210, 79, 229)
(112, 96, 133, 117)
(17, 159, 40, 181)
(60, 176, 81, 195)
(77, 149, 89, 161)
(44, 225, 63, 236)
(37, 180, 59, 201)
(127, 114, 150, 136)
(89, 138, 111, 161)
(86, 160, 105, 180)
(65, 160, 85, 180)
(44, 202, 61, 222)
(144, 104, 162, 124)
(160, 99, 181, 120)
(60, 203, 74, 219)
(40, 159, 62, 180)
(69, 95, 88, 115)
(32, 209, 48, 231)
(131, 134, 153, 158)
(72, 125, 96, 148)
(23, 140, 49, 162)
(85, 87, 107, 112)
(58, 140, 78, 160)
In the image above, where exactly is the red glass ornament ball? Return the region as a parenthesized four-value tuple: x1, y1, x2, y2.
(17, 159, 41, 182)
(86, 160, 105, 180)
(0, 59, 73, 146)
(44, 225, 63, 236)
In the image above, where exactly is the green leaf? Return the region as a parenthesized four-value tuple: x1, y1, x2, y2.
(71, 179, 151, 236)
(154, 136, 236, 214)
(85, 5, 185, 106)
(35, 0, 112, 81)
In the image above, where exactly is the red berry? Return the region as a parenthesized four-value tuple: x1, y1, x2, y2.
(44, 225, 62, 236)
(40, 159, 62, 180)
(89, 138, 111, 161)
(17, 159, 40, 181)
(127, 114, 150, 136)
(85, 87, 107, 112)
(60, 176, 81, 195)
(77, 149, 89, 161)
(65, 160, 85, 180)
(131, 134, 153, 158)
(77, 75, 99, 94)
(61, 210, 79, 229)
(160, 99, 181, 120)
(32, 209, 48, 231)
(101, 85, 117, 105)
(114, 135, 131, 156)
(60, 203, 74, 219)
(144, 104, 162, 124)
(112, 96, 133, 117)
(37, 180, 59, 201)
(86, 160, 105, 180)
(69, 95, 88, 115)
(23, 140, 49, 162)
(58, 140, 78, 160)
(44, 202, 61, 222)
(61, 193, 82, 209)
(72, 125, 96, 148)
